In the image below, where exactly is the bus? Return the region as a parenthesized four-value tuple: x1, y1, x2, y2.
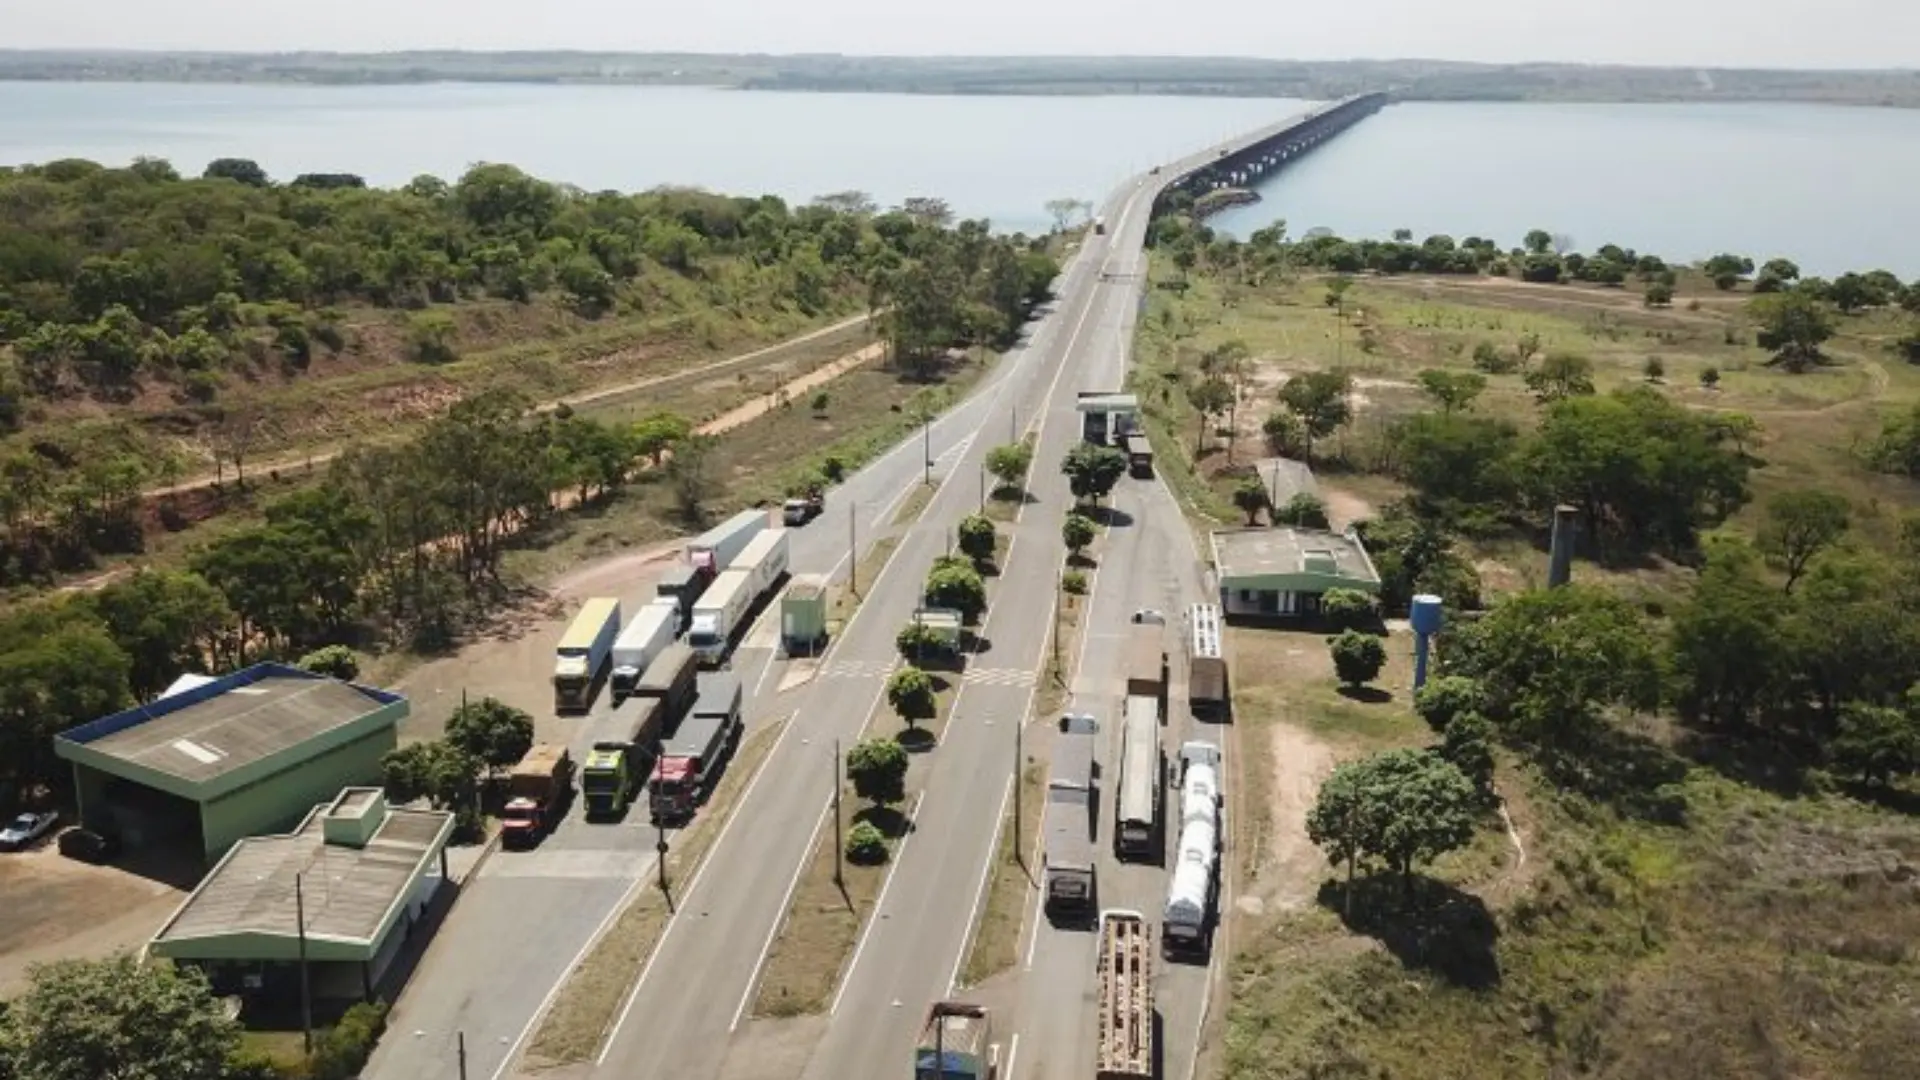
(1114, 695, 1162, 861)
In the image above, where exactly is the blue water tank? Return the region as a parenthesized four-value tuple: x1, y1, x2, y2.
(1409, 594, 1444, 637)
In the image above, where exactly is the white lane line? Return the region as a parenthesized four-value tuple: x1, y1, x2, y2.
(1006, 1034, 1021, 1080)
(947, 771, 1015, 995)
(1021, 815, 1047, 972)
(729, 794, 833, 1033)
(597, 712, 801, 1063)
(831, 789, 927, 1015)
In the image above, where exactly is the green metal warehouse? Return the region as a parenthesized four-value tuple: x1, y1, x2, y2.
(54, 663, 409, 862)
(1209, 525, 1382, 619)
(149, 786, 453, 1004)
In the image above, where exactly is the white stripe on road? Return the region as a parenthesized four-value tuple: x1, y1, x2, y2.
(831, 789, 927, 1015)
(729, 794, 833, 1033)
(948, 770, 1015, 995)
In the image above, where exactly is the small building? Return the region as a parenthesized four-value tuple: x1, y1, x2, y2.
(55, 663, 408, 862)
(1210, 526, 1382, 619)
(1076, 391, 1140, 445)
(148, 787, 453, 1005)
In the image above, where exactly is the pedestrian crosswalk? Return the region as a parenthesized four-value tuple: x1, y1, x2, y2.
(815, 658, 898, 681)
(961, 666, 1038, 688)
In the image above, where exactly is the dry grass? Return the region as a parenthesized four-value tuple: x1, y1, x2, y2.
(750, 794, 901, 1018)
(958, 755, 1047, 987)
(523, 720, 786, 1067)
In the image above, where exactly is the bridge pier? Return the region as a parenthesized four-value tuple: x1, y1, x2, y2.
(1155, 91, 1390, 217)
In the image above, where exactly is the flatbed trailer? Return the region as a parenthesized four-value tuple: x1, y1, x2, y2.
(1095, 909, 1154, 1080)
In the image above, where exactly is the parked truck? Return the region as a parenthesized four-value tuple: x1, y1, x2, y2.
(649, 673, 744, 823)
(1125, 433, 1153, 478)
(610, 599, 680, 702)
(688, 528, 790, 665)
(553, 598, 621, 714)
(581, 699, 666, 819)
(781, 575, 829, 656)
(914, 1001, 999, 1080)
(500, 745, 573, 848)
(1095, 910, 1155, 1080)
(685, 507, 768, 576)
(1043, 713, 1099, 922)
(631, 642, 701, 722)
(1124, 622, 1165, 709)
(1186, 603, 1229, 719)
(1164, 741, 1224, 956)
(654, 563, 712, 633)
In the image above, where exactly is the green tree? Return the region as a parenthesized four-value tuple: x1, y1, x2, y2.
(445, 696, 536, 777)
(1323, 275, 1353, 311)
(1328, 630, 1386, 689)
(1277, 370, 1353, 463)
(1643, 281, 1674, 308)
(1414, 369, 1486, 414)
(1387, 413, 1520, 516)
(1319, 588, 1375, 632)
(1061, 512, 1096, 557)
(1231, 477, 1270, 526)
(665, 433, 718, 525)
(631, 411, 693, 466)
(0, 605, 134, 786)
(1414, 675, 1486, 733)
(1830, 701, 1920, 787)
(1701, 366, 1721, 389)
(296, 645, 361, 681)
(1272, 492, 1330, 530)
(1702, 253, 1754, 290)
(896, 622, 946, 665)
(1749, 291, 1836, 372)
(846, 736, 909, 807)
(925, 556, 987, 620)
(87, 569, 232, 700)
(985, 441, 1033, 495)
(203, 157, 270, 186)
(1667, 538, 1795, 729)
(957, 513, 997, 564)
(1185, 377, 1235, 455)
(382, 740, 481, 813)
(1896, 326, 1920, 365)
(1755, 257, 1801, 293)
(407, 311, 458, 364)
(1306, 748, 1479, 898)
(1060, 443, 1127, 504)
(1449, 584, 1661, 742)
(885, 665, 938, 727)
(1436, 711, 1499, 807)
(1642, 356, 1666, 382)
(845, 820, 889, 864)
(1523, 352, 1595, 403)
(1758, 489, 1851, 592)
(0, 953, 238, 1080)
(1261, 411, 1303, 456)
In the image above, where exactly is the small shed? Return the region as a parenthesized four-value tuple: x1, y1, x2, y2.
(1210, 526, 1382, 619)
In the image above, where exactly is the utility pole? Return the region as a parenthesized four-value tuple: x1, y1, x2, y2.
(923, 412, 933, 486)
(1052, 575, 1063, 674)
(457, 1031, 469, 1080)
(832, 739, 845, 889)
(295, 873, 313, 1055)
(979, 464, 986, 513)
(848, 504, 857, 596)
(1013, 720, 1025, 867)
(655, 736, 671, 901)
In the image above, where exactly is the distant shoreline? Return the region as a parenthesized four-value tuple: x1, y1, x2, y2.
(2, 51, 1917, 108)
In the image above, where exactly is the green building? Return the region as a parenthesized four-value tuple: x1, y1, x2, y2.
(54, 663, 409, 863)
(149, 787, 453, 1004)
(1209, 526, 1382, 619)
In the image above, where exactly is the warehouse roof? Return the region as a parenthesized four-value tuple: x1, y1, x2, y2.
(153, 789, 453, 953)
(1211, 526, 1381, 589)
(56, 664, 405, 795)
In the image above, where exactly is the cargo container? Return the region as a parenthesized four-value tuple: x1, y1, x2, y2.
(685, 508, 768, 576)
(688, 529, 789, 665)
(654, 563, 711, 632)
(1125, 433, 1153, 478)
(1186, 603, 1229, 718)
(610, 599, 680, 701)
(1114, 696, 1162, 861)
(500, 745, 572, 848)
(631, 642, 700, 723)
(1043, 713, 1099, 921)
(780, 575, 829, 656)
(1124, 622, 1165, 707)
(649, 673, 744, 823)
(553, 598, 620, 714)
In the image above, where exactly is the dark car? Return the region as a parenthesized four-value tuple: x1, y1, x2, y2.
(58, 828, 121, 864)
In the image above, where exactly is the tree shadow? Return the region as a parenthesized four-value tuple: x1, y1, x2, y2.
(1066, 552, 1098, 571)
(1087, 505, 1133, 529)
(1535, 724, 1690, 824)
(1673, 727, 1817, 799)
(1316, 873, 1502, 990)
(1336, 685, 1394, 705)
(854, 804, 915, 840)
(974, 558, 1001, 578)
(990, 487, 1036, 506)
(898, 727, 939, 754)
(962, 631, 992, 655)
(1839, 780, 1920, 816)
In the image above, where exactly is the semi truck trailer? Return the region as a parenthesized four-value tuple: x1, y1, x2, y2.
(553, 598, 621, 714)
(1164, 740, 1224, 956)
(610, 599, 680, 701)
(648, 672, 744, 823)
(1186, 603, 1229, 718)
(581, 698, 666, 819)
(1095, 910, 1154, 1080)
(685, 507, 767, 576)
(914, 1001, 999, 1080)
(688, 528, 789, 665)
(654, 563, 711, 633)
(500, 745, 573, 848)
(631, 642, 700, 721)
(1043, 713, 1099, 922)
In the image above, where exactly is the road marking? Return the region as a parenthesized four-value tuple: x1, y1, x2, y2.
(595, 711, 801, 1064)
(815, 659, 899, 680)
(730, 795, 833, 1033)
(947, 771, 1014, 995)
(1021, 819, 1047, 972)
(831, 789, 927, 1015)
(1006, 1034, 1021, 1080)
(961, 666, 1039, 688)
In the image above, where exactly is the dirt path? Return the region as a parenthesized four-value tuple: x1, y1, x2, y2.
(1256, 721, 1340, 912)
(1372, 275, 1730, 325)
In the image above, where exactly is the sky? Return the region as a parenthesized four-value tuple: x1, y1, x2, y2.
(6, 0, 1918, 68)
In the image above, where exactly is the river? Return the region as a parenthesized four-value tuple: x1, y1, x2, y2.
(2, 82, 1916, 276)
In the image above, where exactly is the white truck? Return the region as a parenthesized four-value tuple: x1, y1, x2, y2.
(1163, 741, 1224, 957)
(685, 508, 768, 576)
(553, 598, 621, 714)
(609, 599, 680, 702)
(687, 528, 790, 665)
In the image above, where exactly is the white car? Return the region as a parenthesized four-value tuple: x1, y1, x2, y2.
(0, 810, 58, 851)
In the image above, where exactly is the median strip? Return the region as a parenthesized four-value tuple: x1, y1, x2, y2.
(522, 719, 786, 1069)
(958, 755, 1047, 987)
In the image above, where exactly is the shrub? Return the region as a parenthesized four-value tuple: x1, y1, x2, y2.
(1319, 588, 1375, 632)
(311, 1000, 389, 1080)
(1414, 675, 1486, 733)
(896, 621, 945, 663)
(1328, 630, 1387, 688)
(296, 645, 360, 681)
(1273, 492, 1330, 530)
(1062, 569, 1088, 595)
(408, 311, 458, 364)
(845, 820, 889, 865)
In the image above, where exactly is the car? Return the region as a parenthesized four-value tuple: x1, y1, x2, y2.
(1131, 609, 1166, 626)
(0, 809, 59, 851)
(782, 490, 824, 526)
(58, 828, 121, 864)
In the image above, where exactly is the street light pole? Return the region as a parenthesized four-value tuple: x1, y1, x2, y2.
(1013, 720, 1025, 867)
(295, 873, 313, 1055)
(832, 740, 845, 889)
(848, 503, 857, 596)
(923, 413, 933, 486)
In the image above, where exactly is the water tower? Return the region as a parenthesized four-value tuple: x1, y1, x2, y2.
(1409, 594, 1444, 694)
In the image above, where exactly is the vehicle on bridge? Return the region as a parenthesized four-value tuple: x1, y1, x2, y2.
(1095, 910, 1155, 1080)
(500, 744, 573, 848)
(1043, 713, 1099, 922)
(649, 673, 744, 824)
(553, 598, 621, 714)
(915, 1001, 1000, 1080)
